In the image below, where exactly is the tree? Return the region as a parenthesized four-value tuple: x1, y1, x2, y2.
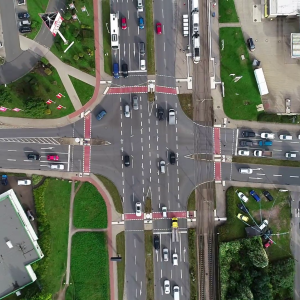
(79, 52, 84, 58)
(248, 248, 268, 268)
(64, 10, 72, 20)
(23, 97, 47, 118)
(31, 293, 52, 300)
(73, 55, 79, 61)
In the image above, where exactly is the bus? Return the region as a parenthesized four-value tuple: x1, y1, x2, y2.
(110, 13, 119, 50)
(193, 34, 200, 63)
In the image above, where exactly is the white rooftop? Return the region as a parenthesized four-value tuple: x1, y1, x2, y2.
(270, 0, 300, 16)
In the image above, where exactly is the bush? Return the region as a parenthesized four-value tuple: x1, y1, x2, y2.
(64, 10, 72, 20)
(73, 28, 81, 38)
(76, 35, 83, 42)
(52, 81, 57, 85)
(82, 29, 94, 38)
(44, 68, 52, 76)
(45, 109, 52, 115)
(40, 57, 49, 66)
(86, 48, 94, 56)
(81, 24, 92, 29)
(79, 53, 84, 58)
(23, 97, 48, 118)
(73, 55, 79, 61)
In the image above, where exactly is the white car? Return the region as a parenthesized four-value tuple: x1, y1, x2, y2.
(140, 59, 146, 70)
(237, 191, 249, 203)
(135, 202, 142, 217)
(27, 210, 34, 221)
(238, 150, 250, 156)
(124, 104, 130, 118)
(260, 132, 275, 139)
(50, 164, 65, 170)
(172, 253, 178, 266)
(162, 206, 167, 218)
(18, 179, 31, 186)
(164, 280, 170, 294)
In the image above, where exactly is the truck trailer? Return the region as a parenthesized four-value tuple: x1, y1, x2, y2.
(172, 218, 179, 242)
(254, 68, 269, 96)
(254, 150, 273, 157)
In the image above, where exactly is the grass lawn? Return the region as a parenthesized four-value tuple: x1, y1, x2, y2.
(145, 0, 155, 75)
(116, 232, 125, 300)
(258, 113, 300, 124)
(102, 0, 112, 75)
(73, 182, 108, 228)
(96, 175, 123, 214)
(69, 76, 95, 105)
(145, 197, 152, 213)
(233, 156, 300, 167)
(0, 62, 74, 118)
(220, 27, 262, 120)
(25, 0, 49, 39)
(51, 0, 95, 76)
(178, 94, 193, 120)
(188, 229, 197, 300)
(219, 186, 292, 261)
(145, 231, 154, 300)
(66, 232, 109, 300)
(187, 190, 196, 211)
(218, 0, 239, 23)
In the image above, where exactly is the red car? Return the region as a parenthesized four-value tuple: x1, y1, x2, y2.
(264, 240, 274, 248)
(47, 155, 59, 161)
(121, 18, 127, 30)
(156, 22, 162, 34)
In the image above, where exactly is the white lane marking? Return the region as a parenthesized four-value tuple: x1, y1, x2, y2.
(23, 160, 32, 162)
(290, 175, 299, 178)
(273, 174, 282, 177)
(135, 272, 137, 281)
(135, 256, 136, 264)
(24, 150, 33, 152)
(249, 177, 262, 180)
(68, 145, 70, 172)
(273, 149, 282, 152)
(128, 10, 129, 19)
(171, 269, 172, 279)
(134, 239, 136, 248)
(160, 269, 162, 278)
(7, 159, 16, 161)
(180, 269, 182, 279)
(124, 43, 125, 57)
(164, 42, 165, 52)
(290, 141, 299, 144)
(257, 173, 265, 176)
(129, 43, 131, 69)
(7, 150, 16, 151)
(162, 8, 164, 18)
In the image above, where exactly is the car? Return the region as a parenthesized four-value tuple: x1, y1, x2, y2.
(250, 190, 261, 202)
(263, 229, 273, 240)
(157, 108, 164, 120)
(19, 26, 32, 33)
(162, 206, 167, 218)
(139, 42, 145, 56)
(172, 253, 178, 266)
(242, 131, 255, 138)
(259, 219, 269, 231)
(122, 63, 128, 78)
(279, 134, 292, 140)
(27, 210, 34, 221)
(237, 203, 248, 213)
(19, 20, 31, 26)
(238, 150, 250, 156)
(173, 286, 180, 299)
(163, 248, 169, 261)
(124, 155, 130, 167)
(47, 155, 59, 161)
(160, 160, 166, 173)
(18, 0, 26, 5)
(124, 104, 130, 118)
(50, 164, 65, 170)
(286, 152, 297, 158)
(96, 110, 107, 121)
(237, 191, 248, 203)
(263, 190, 273, 201)
(154, 235, 160, 250)
(239, 140, 253, 147)
(264, 240, 274, 248)
(260, 132, 275, 139)
(18, 12, 30, 19)
(239, 168, 253, 174)
(132, 96, 139, 110)
(135, 202, 142, 217)
(1, 175, 8, 186)
(169, 151, 176, 165)
(156, 22, 162, 34)
(138, 17, 144, 29)
(258, 140, 273, 146)
(121, 17, 127, 29)
(18, 179, 31, 185)
(237, 213, 249, 222)
(164, 280, 170, 294)
(247, 37, 255, 51)
(27, 154, 40, 160)
(140, 59, 146, 70)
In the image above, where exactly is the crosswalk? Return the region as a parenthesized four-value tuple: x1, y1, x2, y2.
(0, 137, 60, 145)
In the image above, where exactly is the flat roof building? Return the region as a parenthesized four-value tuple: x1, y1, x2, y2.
(0, 189, 43, 299)
(267, 0, 300, 18)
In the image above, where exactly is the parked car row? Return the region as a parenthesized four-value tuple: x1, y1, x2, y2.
(27, 153, 65, 169)
(17, 12, 32, 33)
(236, 189, 273, 203)
(242, 130, 300, 140)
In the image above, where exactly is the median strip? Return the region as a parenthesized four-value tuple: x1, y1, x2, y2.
(233, 156, 300, 168)
(145, 231, 154, 300)
(145, 0, 155, 75)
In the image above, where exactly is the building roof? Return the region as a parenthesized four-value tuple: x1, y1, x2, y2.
(270, 0, 300, 16)
(0, 190, 43, 299)
(291, 33, 300, 58)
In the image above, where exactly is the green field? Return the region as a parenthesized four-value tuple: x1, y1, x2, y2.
(26, 0, 49, 39)
(51, 0, 95, 75)
(145, 231, 154, 300)
(101, 0, 112, 75)
(66, 232, 109, 300)
(219, 187, 291, 261)
(187, 190, 195, 211)
(218, 0, 239, 23)
(220, 27, 262, 120)
(116, 232, 125, 300)
(69, 76, 95, 105)
(178, 94, 193, 120)
(145, 0, 155, 74)
(96, 175, 123, 214)
(233, 156, 300, 167)
(73, 182, 108, 228)
(0, 64, 74, 118)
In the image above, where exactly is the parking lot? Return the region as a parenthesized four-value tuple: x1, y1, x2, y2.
(235, 0, 300, 113)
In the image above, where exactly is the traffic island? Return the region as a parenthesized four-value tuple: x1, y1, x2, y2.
(145, 0, 155, 74)
(188, 229, 197, 300)
(145, 231, 154, 300)
(232, 156, 300, 168)
(178, 94, 193, 120)
(116, 232, 125, 300)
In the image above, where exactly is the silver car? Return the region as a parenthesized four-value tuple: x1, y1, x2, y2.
(124, 104, 130, 118)
(132, 96, 139, 110)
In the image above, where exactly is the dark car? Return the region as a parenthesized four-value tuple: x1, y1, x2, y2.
(263, 190, 273, 201)
(157, 108, 164, 120)
(242, 131, 255, 138)
(237, 203, 248, 214)
(154, 235, 160, 250)
(124, 155, 130, 167)
(1, 175, 8, 186)
(239, 140, 253, 147)
(250, 190, 261, 202)
(19, 26, 32, 33)
(96, 110, 107, 121)
(122, 63, 128, 78)
(169, 152, 176, 165)
(27, 154, 40, 160)
(247, 38, 255, 51)
(263, 229, 272, 240)
(18, 12, 30, 19)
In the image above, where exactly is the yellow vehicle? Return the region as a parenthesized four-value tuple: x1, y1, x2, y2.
(172, 218, 178, 242)
(237, 213, 249, 222)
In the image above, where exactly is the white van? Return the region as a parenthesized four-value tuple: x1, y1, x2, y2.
(50, 164, 65, 170)
(160, 160, 166, 173)
(279, 134, 292, 140)
(173, 286, 180, 300)
(18, 179, 31, 186)
(286, 152, 297, 158)
(137, 0, 143, 11)
(259, 219, 268, 231)
(239, 168, 253, 174)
